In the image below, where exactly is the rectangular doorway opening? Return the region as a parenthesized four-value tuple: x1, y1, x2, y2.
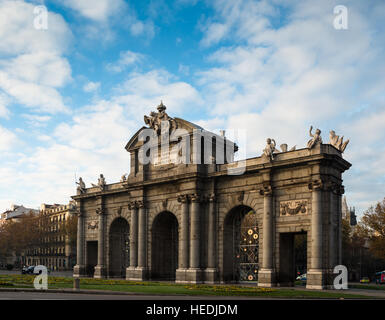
(86, 241, 98, 277)
(279, 232, 307, 286)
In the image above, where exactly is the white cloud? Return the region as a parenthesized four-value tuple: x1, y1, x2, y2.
(56, 0, 155, 39)
(114, 70, 203, 116)
(83, 81, 100, 93)
(0, 93, 10, 119)
(0, 52, 71, 88)
(21, 114, 52, 127)
(0, 126, 18, 151)
(0, 1, 72, 114)
(57, 0, 125, 22)
(106, 50, 144, 73)
(0, 1, 71, 55)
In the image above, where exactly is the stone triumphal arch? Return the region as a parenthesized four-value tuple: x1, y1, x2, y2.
(72, 102, 351, 289)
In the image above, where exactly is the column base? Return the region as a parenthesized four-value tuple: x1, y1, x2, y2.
(306, 269, 326, 290)
(175, 268, 188, 283)
(94, 265, 106, 278)
(73, 264, 86, 278)
(204, 268, 218, 284)
(257, 269, 276, 287)
(184, 268, 204, 284)
(126, 267, 148, 281)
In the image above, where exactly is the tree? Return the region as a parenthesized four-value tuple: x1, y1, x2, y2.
(360, 198, 385, 260)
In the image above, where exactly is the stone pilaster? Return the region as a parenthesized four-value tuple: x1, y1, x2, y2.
(337, 185, 344, 265)
(186, 193, 203, 283)
(258, 184, 276, 287)
(126, 201, 139, 280)
(136, 200, 148, 280)
(73, 203, 85, 278)
(176, 194, 190, 283)
(94, 205, 106, 278)
(307, 180, 325, 289)
(205, 194, 218, 283)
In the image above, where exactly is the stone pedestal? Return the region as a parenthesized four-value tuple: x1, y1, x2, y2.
(93, 265, 106, 278)
(126, 267, 148, 281)
(258, 269, 276, 287)
(175, 268, 188, 283)
(185, 268, 204, 283)
(126, 266, 137, 280)
(306, 270, 326, 289)
(73, 264, 85, 278)
(204, 268, 218, 284)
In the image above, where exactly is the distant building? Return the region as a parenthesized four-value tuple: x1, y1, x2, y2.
(0, 204, 39, 225)
(342, 196, 357, 226)
(23, 202, 77, 271)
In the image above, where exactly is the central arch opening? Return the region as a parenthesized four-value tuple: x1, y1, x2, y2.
(151, 211, 178, 280)
(223, 205, 259, 282)
(109, 217, 130, 278)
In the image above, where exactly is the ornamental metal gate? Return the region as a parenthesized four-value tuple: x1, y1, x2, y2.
(233, 209, 259, 281)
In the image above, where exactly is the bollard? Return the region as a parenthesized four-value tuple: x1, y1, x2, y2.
(73, 278, 80, 290)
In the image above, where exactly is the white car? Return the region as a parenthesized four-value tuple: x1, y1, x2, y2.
(296, 273, 307, 281)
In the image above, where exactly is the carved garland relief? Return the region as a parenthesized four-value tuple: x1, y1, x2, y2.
(279, 200, 308, 216)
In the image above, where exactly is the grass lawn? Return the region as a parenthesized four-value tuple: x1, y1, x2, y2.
(349, 283, 385, 291)
(0, 274, 378, 299)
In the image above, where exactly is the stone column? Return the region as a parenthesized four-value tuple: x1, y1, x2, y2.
(126, 201, 138, 280)
(205, 194, 218, 283)
(307, 180, 324, 289)
(328, 184, 339, 270)
(186, 193, 203, 283)
(258, 185, 275, 287)
(73, 203, 85, 278)
(337, 185, 344, 265)
(136, 201, 147, 279)
(94, 207, 106, 278)
(176, 194, 189, 283)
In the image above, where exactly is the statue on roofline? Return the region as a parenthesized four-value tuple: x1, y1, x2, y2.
(144, 101, 177, 135)
(307, 126, 323, 149)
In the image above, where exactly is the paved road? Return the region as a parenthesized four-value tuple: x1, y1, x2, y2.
(0, 291, 285, 300)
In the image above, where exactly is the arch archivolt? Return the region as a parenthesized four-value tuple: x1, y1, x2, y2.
(106, 206, 130, 233)
(149, 199, 180, 230)
(218, 191, 262, 231)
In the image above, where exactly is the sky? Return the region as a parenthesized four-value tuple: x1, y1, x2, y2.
(0, 0, 384, 217)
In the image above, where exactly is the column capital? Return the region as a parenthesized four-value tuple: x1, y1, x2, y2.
(177, 194, 189, 203)
(128, 201, 137, 210)
(96, 208, 104, 216)
(335, 184, 345, 195)
(190, 193, 201, 203)
(259, 184, 272, 196)
(308, 179, 324, 191)
(208, 193, 216, 203)
(136, 200, 145, 209)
